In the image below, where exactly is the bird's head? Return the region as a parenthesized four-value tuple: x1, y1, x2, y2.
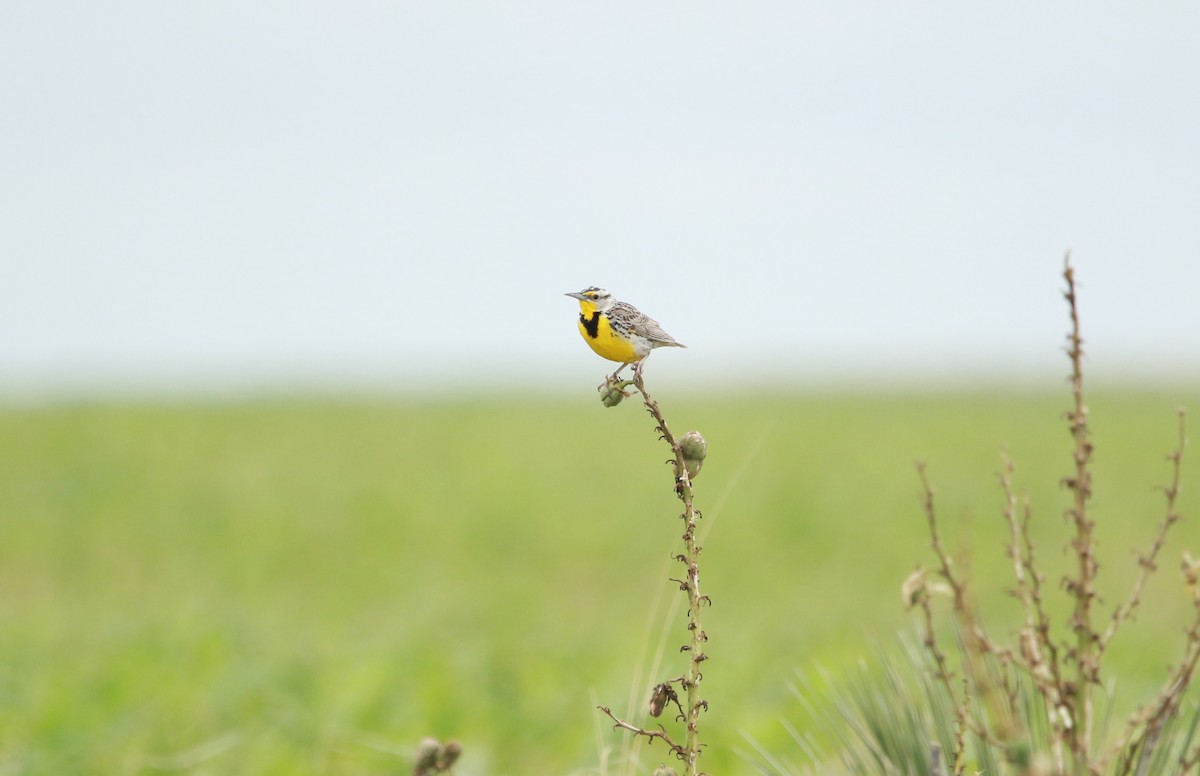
(565, 286, 614, 314)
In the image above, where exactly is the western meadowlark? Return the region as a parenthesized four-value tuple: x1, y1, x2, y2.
(565, 286, 686, 380)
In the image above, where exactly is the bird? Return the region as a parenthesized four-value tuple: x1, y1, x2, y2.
(565, 286, 686, 380)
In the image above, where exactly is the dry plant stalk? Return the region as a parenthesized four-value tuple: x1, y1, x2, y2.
(596, 368, 710, 776)
(907, 255, 1195, 775)
(1061, 258, 1103, 761)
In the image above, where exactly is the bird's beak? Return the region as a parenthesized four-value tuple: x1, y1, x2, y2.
(564, 291, 586, 300)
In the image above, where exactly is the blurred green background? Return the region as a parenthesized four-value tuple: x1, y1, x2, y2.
(7, 4, 1199, 772)
(2, 386, 1197, 773)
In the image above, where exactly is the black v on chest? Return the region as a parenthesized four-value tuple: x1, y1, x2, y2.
(580, 311, 601, 339)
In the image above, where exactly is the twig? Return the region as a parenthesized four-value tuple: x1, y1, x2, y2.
(914, 464, 965, 700)
(1000, 453, 1069, 766)
(1108, 608, 1200, 775)
(915, 463, 1013, 753)
(597, 706, 687, 761)
(1100, 410, 1188, 655)
(1103, 411, 1192, 775)
(1061, 253, 1100, 764)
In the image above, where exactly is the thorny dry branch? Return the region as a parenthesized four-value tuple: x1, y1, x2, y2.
(910, 255, 1195, 776)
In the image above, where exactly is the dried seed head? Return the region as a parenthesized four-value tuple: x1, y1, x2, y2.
(1183, 552, 1200, 601)
(679, 430, 707, 479)
(437, 740, 462, 769)
(599, 377, 633, 407)
(901, 568, 927, 609)
(413, 738, 441, 772)
(648, 682, 670, 718)
(601, 385, 626, 407)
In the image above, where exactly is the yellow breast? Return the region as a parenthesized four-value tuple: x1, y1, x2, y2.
(577, 310, 645, 364)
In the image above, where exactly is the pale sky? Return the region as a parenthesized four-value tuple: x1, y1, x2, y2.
(4, 3, 1199, 395)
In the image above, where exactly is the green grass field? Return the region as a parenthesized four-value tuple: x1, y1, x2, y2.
(2, 387, 1198, 774)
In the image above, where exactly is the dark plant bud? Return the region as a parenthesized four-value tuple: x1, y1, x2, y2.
(648, 682, 670, 717)
(901, 568, 926, 610)
(678, 431, 707, 479)
(413, 738, 440, 773)
(1184, 552, 1200, 601)
(437, 740, 462, 769)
